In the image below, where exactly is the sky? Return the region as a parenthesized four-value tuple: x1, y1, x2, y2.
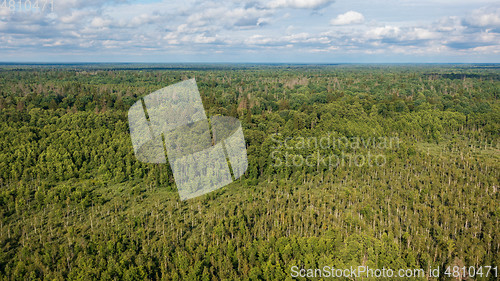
(0, 0, 499, 63)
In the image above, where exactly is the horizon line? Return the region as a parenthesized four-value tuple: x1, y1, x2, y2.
(0, 62, 499, 65)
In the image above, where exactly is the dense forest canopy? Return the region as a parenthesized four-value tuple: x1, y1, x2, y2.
(0, 64, 498, 280)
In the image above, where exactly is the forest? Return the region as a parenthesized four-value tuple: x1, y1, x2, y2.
(0, 64, 498, 280)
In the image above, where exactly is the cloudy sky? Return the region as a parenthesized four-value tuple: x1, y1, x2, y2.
(0, 0, 499, 62)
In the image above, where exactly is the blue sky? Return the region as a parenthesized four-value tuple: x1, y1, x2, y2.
(0, 0, 499, 62)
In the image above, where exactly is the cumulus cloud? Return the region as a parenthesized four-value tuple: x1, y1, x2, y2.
(465, 7, 500, 27)
(365, 25, 400, 40)
(405, 28, 440, 40)
(330, 11, 364, 25)
(60, 10, 97, 24)
(185, 6, 271, 29)
(0, 0, 498, 61)
(268, 0, 335, 9)
(90, 17, 112, 28)
(363, 26, 439, 43)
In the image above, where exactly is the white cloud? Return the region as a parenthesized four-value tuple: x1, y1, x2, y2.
(184, 6, 271, 30)
(245, 34, 277, 45)
(466, 8, 500, 27)
(90, 17, 112, 28)
(60, 10, 96, 24)
(190, 34, 219, 44)
(0, 8, 10, 17)
(330, 11, 364, 25)
(365, 25, 400, 40)
(163, 32, 179, 45)
(268, 0, 335, 9)
(0, 1, 498, 61)
(434, 16, 465, 33)
(471, 45, 500, 53)
(405, 28, 440, 40)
